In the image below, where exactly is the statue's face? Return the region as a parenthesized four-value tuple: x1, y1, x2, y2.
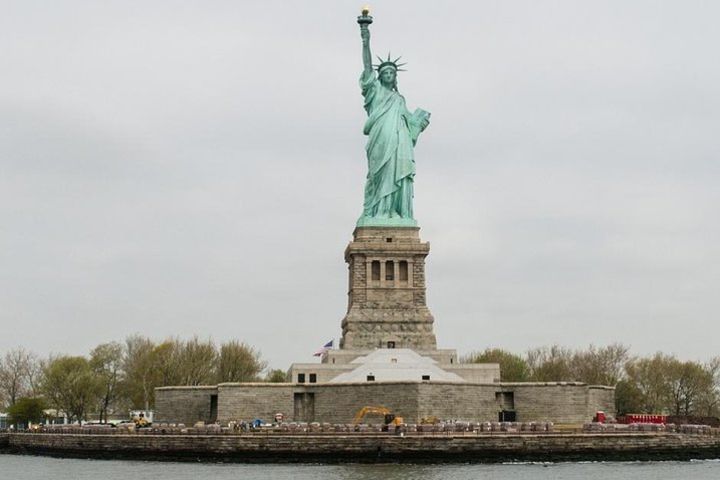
(380, 68, 396, 87)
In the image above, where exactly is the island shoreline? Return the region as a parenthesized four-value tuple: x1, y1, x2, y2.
(2, 432, 719, 463)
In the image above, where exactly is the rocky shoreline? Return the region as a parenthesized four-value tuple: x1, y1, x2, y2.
(2, 431, 720, 463)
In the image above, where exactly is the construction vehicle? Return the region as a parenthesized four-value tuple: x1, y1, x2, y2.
(352, 406, 404, 426)
(131, 412, 150, 428)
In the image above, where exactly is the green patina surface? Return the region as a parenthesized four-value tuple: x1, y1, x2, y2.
(356, 216, 417, 227)
(356, 11, 430, 228)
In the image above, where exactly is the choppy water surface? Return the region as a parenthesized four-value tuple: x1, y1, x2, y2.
(1, 455, 720, 480)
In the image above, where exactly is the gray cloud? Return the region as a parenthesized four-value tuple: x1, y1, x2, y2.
(1, 1, 718, 368)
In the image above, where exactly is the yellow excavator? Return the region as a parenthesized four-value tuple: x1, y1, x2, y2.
(352, 406, 404, 426)
(132, 412, 150, 428)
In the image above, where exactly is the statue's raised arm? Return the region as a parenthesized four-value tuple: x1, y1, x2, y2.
(358, 8, 373, 74)
(355, 8, 431, 228)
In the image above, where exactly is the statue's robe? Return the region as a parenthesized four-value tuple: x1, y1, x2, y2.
(360, 69, 424, 220)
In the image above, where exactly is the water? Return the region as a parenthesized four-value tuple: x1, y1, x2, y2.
(1, 455, 719, 480)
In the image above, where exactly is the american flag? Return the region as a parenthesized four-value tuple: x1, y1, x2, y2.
(313, 340, 333, 356)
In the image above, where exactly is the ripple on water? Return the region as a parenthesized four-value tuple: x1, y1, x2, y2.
(0, 455, 719, 480)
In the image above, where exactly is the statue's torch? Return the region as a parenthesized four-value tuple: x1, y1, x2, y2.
(357, 5, 373, 27)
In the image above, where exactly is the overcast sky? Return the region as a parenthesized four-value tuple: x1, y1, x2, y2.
(1, 1, 719, 370)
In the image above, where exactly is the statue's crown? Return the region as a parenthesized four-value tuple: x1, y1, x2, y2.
(374, 53, 407, 73)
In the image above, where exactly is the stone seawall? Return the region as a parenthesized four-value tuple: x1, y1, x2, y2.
(4, 432, 720, 463)
(157, 381, 616, 426)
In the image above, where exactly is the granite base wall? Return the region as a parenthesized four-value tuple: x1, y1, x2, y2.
(216, 383, 295, 425)
(156, 382, 615, 425)
(510, 383, 597, 423)
(154, 386, 217, 425)
(588, 386, 616, 419)
(417, 383, 498, 422)
(311, 383, 420, 424)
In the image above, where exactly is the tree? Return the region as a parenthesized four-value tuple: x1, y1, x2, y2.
(7, 397, 47, 427)
(120, 335, 266, 409)
(666, 360, 714, 416)
(26, 357, 45, 398)
(175, 337, 217, 386)
(697, 357, 720, 417)
(527, 345, 573, 381)
(90, 342, 125, 423)
(152, 339, 182, 387)
(615, 379, 645, 415)
(217, 340, 266, 383)
(0, 348, 37, 408)
(122, 335, 157, 410)
(41, 356, 101, 422)
(265, 369, 288, 383)
(569, 344, 630, 386)
(462, 348, 529, 381)
(624, 353, 675, 413)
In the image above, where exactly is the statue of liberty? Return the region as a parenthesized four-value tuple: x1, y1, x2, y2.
(356, 8, 431, 227)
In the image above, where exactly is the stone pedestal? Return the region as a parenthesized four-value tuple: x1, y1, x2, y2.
(339, 226, 437, 350)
